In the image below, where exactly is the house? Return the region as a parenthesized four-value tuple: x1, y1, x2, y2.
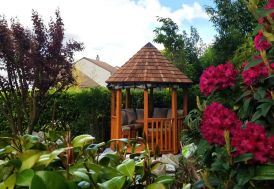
(73, 57, 117, 87)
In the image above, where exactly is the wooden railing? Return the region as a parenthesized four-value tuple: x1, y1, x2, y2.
(112, 116, 186, 154)
(146, 118, 173, 153)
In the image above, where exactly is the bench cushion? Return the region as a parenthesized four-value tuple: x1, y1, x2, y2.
(136, 109, 144, 120)
(153, 108, 168, 118)
(125, 108, 136, 124)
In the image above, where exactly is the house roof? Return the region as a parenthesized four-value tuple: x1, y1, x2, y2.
(75, 69, 100, 88)
(75, 57, 117, 74)
(106, 42, 192, 88)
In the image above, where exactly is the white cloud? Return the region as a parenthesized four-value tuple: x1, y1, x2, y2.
(0, 0, 212, 66)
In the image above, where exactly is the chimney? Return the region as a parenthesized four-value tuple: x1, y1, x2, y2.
(96, 55, 100, 61)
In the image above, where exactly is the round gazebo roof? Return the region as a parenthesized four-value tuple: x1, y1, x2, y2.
(106, 42, 192, 89)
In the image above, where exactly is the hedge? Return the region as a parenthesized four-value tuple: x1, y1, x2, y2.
(0, 86, 199, 141)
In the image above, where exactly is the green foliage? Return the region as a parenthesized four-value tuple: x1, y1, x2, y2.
(205, 0, 257, 65)
(153, 17, 205, 83)
(0, 133, 175, 188)
(0, 87, 112, 142)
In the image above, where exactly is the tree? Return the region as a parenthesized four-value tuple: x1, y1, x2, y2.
(205, 0, 257, 64)
(153, 17, 205, 83)
(0, 10, 83, 134)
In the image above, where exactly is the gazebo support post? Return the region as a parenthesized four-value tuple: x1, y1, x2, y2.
(171, 88, 178, 154)
(116, 89, 122, 138)
(125, 88, 130, 109)
(111, 90, 116, 139)
(143, 89, 149, 143)
(149, 88, 154, 117)
(183, 88, 188, 117)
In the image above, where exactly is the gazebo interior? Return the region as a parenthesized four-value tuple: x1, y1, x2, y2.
(106, 42, 192, 154)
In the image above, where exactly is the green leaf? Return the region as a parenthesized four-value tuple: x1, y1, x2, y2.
(35, 171, 68, 189)
(257, 103, 273, 117)
(145, 183, 166, 189)
(7, 159, 22, 169)
(30, 175, 47, 189)
(117, 159, 135, 178)
(71, 171, 90, 182)
(256, 8, 274, 17)
(108, 138, 129, 144)
(98, 176, 126, 189)
(236, 91, 251, 102)
(4, 173, 16, 189)
(0, 182, 5, 189)
(16, 169, 35, 186)
(263, 31, 274, 42)
(72, 134, 95, 148)
(252, 164, 274, 180)
(251, 110, 263, 122)
(234, 153, 253, 163)
(252, 24, 263, 36)
(37, 147, 68, 167)
(244, 58, 262, 70)
(78, 181, 90, 189)
(264, 74, 274, 86)
(243, 98, 251, 116)
(254, 88, 266, 100)
(155, 175, 175, 185)
(86, 142, 105, 153)
(19, 150, 41, 172)
(253, 165, 274, 180)
(22, 135, 39, 150)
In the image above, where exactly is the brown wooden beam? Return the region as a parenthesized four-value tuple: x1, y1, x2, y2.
(110, 90, 116, 140)
(116, 89, 122, 138)
(149, 88, 154, 117)
(172, 88, 178, 154)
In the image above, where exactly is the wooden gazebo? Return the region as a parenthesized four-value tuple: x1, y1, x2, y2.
(106, 42, 192, 154)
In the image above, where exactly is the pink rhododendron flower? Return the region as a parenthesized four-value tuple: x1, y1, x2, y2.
(265, 0, 274, 18)
(269, 136, 274, 160)
(201, 102, 242, 145)
(254, 31, 271, 51)
(199, 63, 238, 96)
(231, 122, 271, 164)
(242, 61, 269, 85)
(270, 63, 274, 70)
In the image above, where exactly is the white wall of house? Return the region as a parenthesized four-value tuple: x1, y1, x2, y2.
(74, 58, 111, 87)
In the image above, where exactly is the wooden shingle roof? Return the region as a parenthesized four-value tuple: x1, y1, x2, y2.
(106, 42, 192, 88)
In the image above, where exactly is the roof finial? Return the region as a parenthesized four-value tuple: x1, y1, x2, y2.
(144, 42, 155, 48)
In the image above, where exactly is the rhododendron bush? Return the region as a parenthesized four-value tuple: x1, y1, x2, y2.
(193, 1, 274, 188)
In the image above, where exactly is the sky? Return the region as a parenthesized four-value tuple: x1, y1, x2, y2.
(0, 0, 216, 67)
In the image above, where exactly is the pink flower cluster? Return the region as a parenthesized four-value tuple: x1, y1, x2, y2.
(265, 0, 274, 18)
(199, 63, 238, 96)
(241, 61, 269, 86)
(231, 122, 271, 164)
(269, 136, 274, 160)
(254, 31, 271, 51)
(201, 102, 274, 164)
(201, 102, 242, 145)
